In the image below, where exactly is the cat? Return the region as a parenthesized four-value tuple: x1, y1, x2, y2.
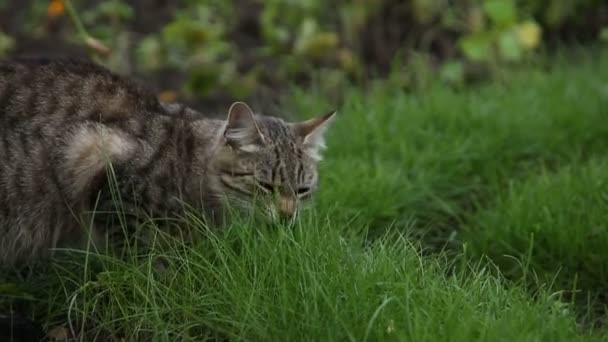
(0, 58, 336, 266)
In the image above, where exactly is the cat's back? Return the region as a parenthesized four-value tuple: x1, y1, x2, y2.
(0, 58, 161, 125)
(0, 59, 168, 265)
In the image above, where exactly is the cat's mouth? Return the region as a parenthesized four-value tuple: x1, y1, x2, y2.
(218, 185, 302, 222)
(220, 194, 300, 225)
(267, 205, 298, 225)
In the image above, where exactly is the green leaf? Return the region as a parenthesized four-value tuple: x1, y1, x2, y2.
(163, 19, 214, 47)
(600, 27, 608, 42)
(97, 0, 134, 21)
(412, 0, 441, 24)
(440, 60, 465, 85)
(185, 66, 220, 96)
(294, 18, 338, 59)
(0, 283, 35, 300)
(498, 30, 522, 61)
(483, 0, 516, 26)
(544, 1, 567, 27)
(136, 35, 164, 71)
(0, 31, 15, 58)
(459, 33, 492, 62)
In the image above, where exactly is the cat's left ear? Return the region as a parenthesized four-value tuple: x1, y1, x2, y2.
(224, 101, 265, 150)
(293, 110, 337, 160)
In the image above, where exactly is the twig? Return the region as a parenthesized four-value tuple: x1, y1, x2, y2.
(63, 0, 111, 56)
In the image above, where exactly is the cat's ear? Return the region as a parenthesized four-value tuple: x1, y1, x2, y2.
(224, 101, 264, 150)
(294, 110, 337, 160)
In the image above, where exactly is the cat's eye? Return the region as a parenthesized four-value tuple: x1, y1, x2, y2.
(221, 170, 253, 177)
(297, 187, 311, 196)
(257, 181, 276, 193)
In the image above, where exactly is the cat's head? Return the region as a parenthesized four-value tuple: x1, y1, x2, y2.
(211, 102, 336, 222)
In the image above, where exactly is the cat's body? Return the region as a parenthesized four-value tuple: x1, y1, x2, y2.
(0, 59, 334, 266)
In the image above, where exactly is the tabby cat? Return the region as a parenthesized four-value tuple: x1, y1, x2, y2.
(0, 58, 335, 266)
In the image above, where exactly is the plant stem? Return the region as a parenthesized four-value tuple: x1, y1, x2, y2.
(63, 0, 88, 39)
(63, 0, 111, 55)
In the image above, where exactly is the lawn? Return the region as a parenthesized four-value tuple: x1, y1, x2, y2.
(1, 48, 608, 341)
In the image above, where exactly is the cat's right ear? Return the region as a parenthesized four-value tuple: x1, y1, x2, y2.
(224, 101, 265, 151)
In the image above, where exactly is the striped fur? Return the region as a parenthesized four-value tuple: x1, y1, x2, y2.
(0, 59, 335, 266)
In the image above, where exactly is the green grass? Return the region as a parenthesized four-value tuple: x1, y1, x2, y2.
(463, 159, 608, 323)
(2, 48, 608, 340)
(303, 49, 608, 245)
(3, 221, 600, 341)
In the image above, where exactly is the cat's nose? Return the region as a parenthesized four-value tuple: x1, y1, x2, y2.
(278, 195, 297, 221)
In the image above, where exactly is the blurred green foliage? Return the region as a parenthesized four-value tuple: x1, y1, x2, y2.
(0, 31, 14, 57)
(0, 0, 606, 98)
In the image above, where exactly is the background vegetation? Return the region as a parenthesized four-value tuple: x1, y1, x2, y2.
(1, 0, 607, 108)
(1, 0, 608, 341)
